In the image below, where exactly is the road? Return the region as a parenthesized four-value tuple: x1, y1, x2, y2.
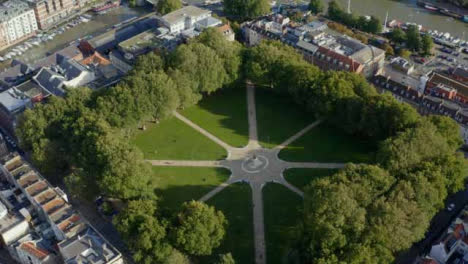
(396, 189, 468, 264)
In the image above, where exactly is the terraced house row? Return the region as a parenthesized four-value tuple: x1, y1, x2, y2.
(0, 151, 123, 264)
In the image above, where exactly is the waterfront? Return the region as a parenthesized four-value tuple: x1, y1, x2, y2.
(322, 0, 468, 39)
(0, 5, 149, 70)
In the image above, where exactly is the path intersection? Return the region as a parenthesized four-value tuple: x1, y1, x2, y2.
(146, 84, 346, 264)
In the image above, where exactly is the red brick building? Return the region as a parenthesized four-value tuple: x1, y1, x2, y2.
(30, 0, 75, 30)
(424, 72, 468, 105)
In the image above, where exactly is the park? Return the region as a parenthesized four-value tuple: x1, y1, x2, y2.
(131, 83, 375, 263)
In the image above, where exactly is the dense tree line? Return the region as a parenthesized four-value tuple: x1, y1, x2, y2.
(389, 26, 434, 56)
(16, 29, 241, 263)
(223, 0, 270, 21)
(244, 40, 467, 263)
(327, 0, 383, 34)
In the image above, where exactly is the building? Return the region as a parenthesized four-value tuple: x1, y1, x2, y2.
(0, 80, 50, 134)
(449, 67, 468, 84)
(0, 153, 124, 264)
(424, 71, 468, 105)
(0, 0, 38, 51)
(390, 57, 415, 75)
(427, 205, 468, 264)
(33, 54, 95, 96)
(27, 0, 75, 30)
(160, 6, 212, 33)
(242, 16, 385, 78)
(216, 24, 235, 41)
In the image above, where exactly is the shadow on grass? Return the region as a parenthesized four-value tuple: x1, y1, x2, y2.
(182, 85, 250, 147)
(279, 122, 377, 163)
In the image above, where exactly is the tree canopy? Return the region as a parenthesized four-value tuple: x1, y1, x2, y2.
(223, 0, 270, 21)
(156, 0, 182, 15)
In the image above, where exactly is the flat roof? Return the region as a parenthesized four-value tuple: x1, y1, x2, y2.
(162, 6, 210, 25)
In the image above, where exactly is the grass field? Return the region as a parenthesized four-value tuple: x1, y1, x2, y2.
(255, 88, 314, 149)
(131, 117, 227, 160)
(150, 166, 230, 212)
(278, 123, 375, 163)
(181, 87, 249, 147)
(201, 183, 254, 264)
(284, 168, 338, 191)
(263, 183, 303, 264)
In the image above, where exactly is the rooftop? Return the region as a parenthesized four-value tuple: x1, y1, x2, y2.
(162, 6, 210, 25)
(0, 0, 32, 23)
(59, 227, 120, 264)
(118, 29, 162, 54)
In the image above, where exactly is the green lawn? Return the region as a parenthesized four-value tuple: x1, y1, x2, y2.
(255, 88, 314, 149)
(284, 168, 338, 191)
(131, 117, 227, 160)
(201, 183, 254, 264)
(150, 167, 230, 212)
(263, 183, 303, 264)
(181, 86, 249, 147)
(278, 123, 375, 163)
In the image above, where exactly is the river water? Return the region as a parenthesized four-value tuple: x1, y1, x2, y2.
(0, 6, 149, 69)
(322, 0, 468, 39)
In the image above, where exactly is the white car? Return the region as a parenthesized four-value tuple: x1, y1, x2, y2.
(447, 203, 455, 211)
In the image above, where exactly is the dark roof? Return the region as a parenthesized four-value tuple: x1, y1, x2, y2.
(0, 62, 33, 89)
(58, 59, 87, 80)
(33, 68, 66, 97)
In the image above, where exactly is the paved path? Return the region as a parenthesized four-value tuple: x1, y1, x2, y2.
(147, 84, 351, 264)
(174, 111, 233, 151)
(285, 161, 347, 169)
(252, 182, 266, 264)
(247, 83, 261, 149)
(147, 160, 225, 167)
(274, 120, 322, 153)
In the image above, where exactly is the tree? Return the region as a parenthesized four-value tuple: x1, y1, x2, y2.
(399, 48, 412, 59)
(364, 16, 383, 34)
(309, 0, 324, 14)
(421, 34, 434, 56)
(223, 0, 270, 21)
(406, 25, 421, 51)
(216, 253, 235, 264)
(114, 200, 175, 264)
(156, 0, 182, 15)
(390, 28, 406, 44)
(171, 201, 227, 256)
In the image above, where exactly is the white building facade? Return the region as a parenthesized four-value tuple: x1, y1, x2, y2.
(0, 0, 38, 51)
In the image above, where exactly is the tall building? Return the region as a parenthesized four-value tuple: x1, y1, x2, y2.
(27, 0, 74, 30)
(0, 0, 38, 51)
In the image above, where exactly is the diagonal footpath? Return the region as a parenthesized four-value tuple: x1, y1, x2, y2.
(174, 111, 234, 151)
(146, 160, 225, 167)
(273, 120, 322, 153)
(247, 83, 260, 149)
(278, 178, 304, 197)
(284, 161, 347, 169)
(199, 180, 232, 202)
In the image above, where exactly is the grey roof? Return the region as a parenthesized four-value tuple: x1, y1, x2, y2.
(59, 227, 120, 264)
(0, 0, 32, 23)
(0, 61, 33, 89)
(195, 17, 221, 28)
(296, 40, 319, 53)
(0, 88, 30, 113)
(162, 6, 210, 25)
(33, 68, 66, 96)
(58, 59, 87, 80)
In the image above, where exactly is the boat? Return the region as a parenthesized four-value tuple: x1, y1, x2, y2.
(424, 4, 438, 12)
(0, 56, 4, 62)
(463, 15, 468, 23)
(439, 8, 462, 19)
(93, 0, 120, 13)
(4, 54, 11, 60)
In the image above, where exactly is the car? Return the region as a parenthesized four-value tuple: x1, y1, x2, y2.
(453, 52, 460, 57)
(439, 55, 447, 60)
(447, 57, 457, 63)
(441, 47, 453, 54)
(447, 203, 455, 211)
(462, 48, 468, 54)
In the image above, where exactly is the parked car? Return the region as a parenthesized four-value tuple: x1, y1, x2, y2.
(447, 203, 455, 211)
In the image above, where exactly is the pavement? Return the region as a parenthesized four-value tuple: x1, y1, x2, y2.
(146, 82, 347, 264)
